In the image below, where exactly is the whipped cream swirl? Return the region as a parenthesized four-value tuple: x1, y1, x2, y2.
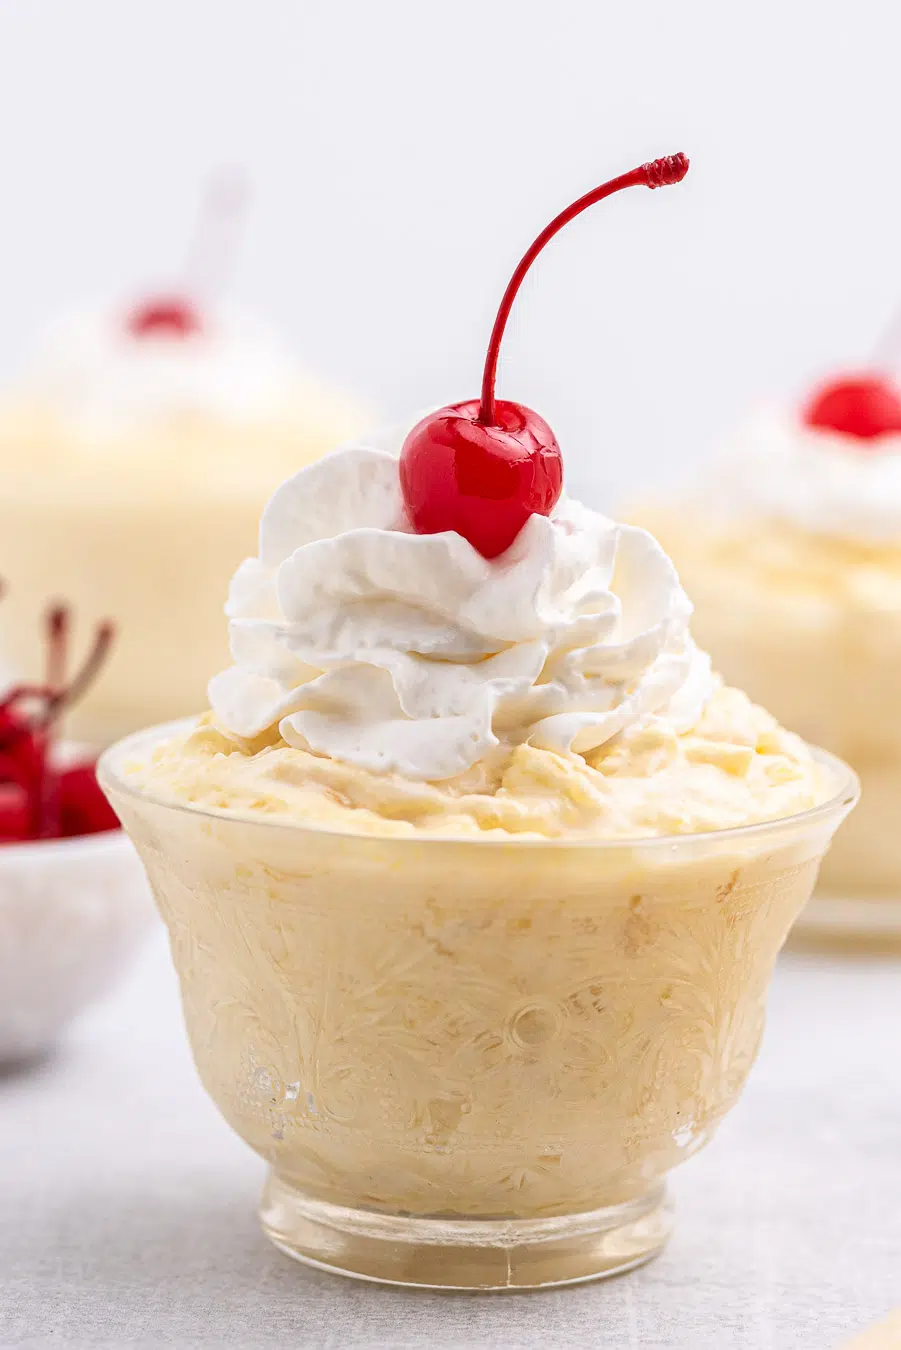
(209, 434, 715, 780)
(711, 408, 901, 546)
(21, 304, 298, 434)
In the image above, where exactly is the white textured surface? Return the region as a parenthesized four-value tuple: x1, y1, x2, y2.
(1, 934, 899, 1349)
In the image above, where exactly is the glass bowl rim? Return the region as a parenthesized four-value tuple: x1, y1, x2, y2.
(98, 717, 860, 855)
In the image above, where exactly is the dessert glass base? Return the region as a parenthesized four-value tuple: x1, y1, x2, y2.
(99, 722, 856, 1292)
(260, 1174, 672, 1289)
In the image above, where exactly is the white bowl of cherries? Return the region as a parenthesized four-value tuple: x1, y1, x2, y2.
(0, 602, 153, 1065)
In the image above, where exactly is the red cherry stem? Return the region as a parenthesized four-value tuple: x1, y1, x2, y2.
(477, 154, 690, 427)
(35, 605, 67, 838)
(0, 621, 113, 727)
(46, 603, 69, 693)
(48, 621, 115, 725)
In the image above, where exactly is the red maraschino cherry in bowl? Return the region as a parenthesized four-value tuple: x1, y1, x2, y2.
(0, 598, 152, 1065)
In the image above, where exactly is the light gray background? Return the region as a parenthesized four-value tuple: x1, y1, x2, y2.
(2, 0, 901, 505)
(2, 933, 900, 1350)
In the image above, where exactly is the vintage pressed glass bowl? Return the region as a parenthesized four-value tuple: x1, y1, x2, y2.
(99, 723, 857, 1290)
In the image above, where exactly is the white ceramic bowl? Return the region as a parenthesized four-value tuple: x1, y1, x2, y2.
(0, 828, 154, 1064)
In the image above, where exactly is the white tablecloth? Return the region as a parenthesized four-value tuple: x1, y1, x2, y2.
(2, 931, 900, 1350)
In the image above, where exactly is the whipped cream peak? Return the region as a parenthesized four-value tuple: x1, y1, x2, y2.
(20, 302, 298, 434)
(209, 426, 715, 782)
(710, 406, 901, 546)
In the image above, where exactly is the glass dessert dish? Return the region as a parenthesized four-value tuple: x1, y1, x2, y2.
(100, 724, 855, 1290)
(100, 154, 859, 1288)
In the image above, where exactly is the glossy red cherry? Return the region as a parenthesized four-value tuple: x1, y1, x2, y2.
(399, 153, 690, 559)
(0, 783, 30, 841)
(802, 374, 901, 442)
(0, 601, 116, 843)
(126, 295, 203, 339)
(401, 400, 562, 560)
(58, 764, 120, 837)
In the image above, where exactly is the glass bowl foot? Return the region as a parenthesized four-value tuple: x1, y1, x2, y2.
(259, 1173, 672, 1290)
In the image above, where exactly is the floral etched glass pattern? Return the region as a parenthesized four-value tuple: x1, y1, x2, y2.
(100, 728, 856, 1289)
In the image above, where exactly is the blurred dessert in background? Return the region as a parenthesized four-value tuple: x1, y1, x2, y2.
(634, 367, 901, 927)
(0, 177, 371, 742)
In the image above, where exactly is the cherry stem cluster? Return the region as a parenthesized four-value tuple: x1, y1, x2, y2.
(0, 604, 114, 838)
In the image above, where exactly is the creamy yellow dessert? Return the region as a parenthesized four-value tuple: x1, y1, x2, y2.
(637, 406, 901, 899)
(143, 682, 831, 840)
(102, 432, 855, 1288)
(0, 301, 369, 742)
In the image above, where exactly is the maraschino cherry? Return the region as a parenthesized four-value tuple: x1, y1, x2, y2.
(126, 295, 203, 339)
(802, 374, 901, 442)
(399, 153, 690, 559)
(0, 597, 118, 842)
(801, 294, 901, 442)
(125, 169, 247, 343)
